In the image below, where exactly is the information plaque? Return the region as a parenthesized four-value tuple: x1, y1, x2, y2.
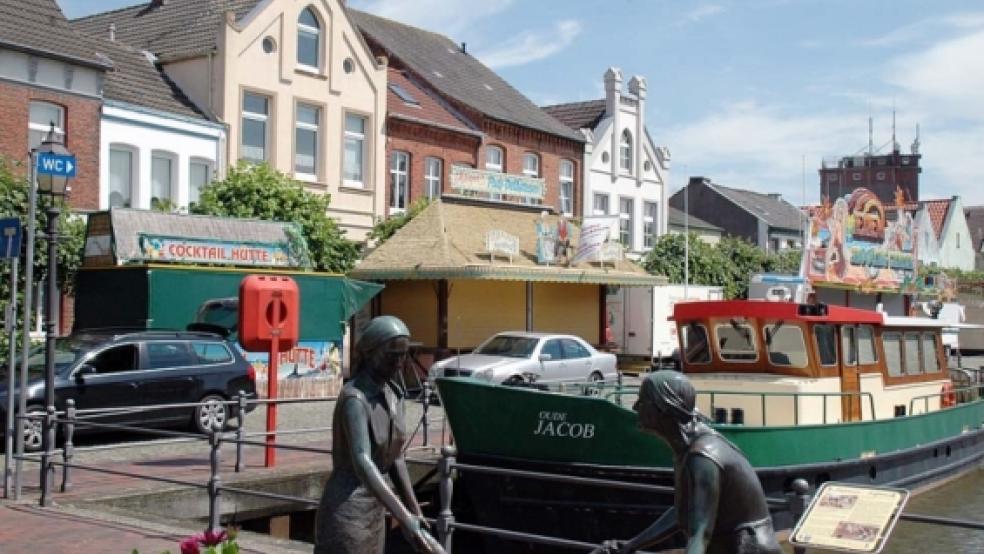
(789, 482, 909, 553)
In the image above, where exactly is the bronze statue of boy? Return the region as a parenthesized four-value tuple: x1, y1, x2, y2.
(596, 370, 781, 554)
(315, 316, 444, 554)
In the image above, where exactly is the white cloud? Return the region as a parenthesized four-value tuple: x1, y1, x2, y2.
(678, 4, 725, 26)
(350, 0, 513, 36)
(475, 20, 583, 69)
(859, 11, 984, 47)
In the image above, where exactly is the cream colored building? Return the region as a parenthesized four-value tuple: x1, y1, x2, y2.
(74, 1, 388, 239)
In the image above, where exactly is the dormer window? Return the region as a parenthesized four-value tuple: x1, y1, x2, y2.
(619, 129, 633, 173)
(297, 7, 321, 71)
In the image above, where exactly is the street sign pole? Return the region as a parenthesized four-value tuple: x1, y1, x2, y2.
(3, 229, 19, 498)
(14, 152, 37, 500)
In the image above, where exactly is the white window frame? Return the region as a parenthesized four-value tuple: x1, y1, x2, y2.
(29, 101, 64, 151)
(424, 157, 442, 200)
(343, 112, 368, 187)
(593, 193, 610, 216)
(619, 129, 633, 173)
(522, 152, 540, 177)
(390, 150, 409, 212)
(241, 91, 270, 162)
(150, 150, 176, 210)
(296, 7, 322, 72)
(559, 159, 574, 216)
(188, 158, 213, 206)
(294, 102, 320, 181)
(619, 196, 634, 247)
(485, 146, 504, 172)
(643, 201, 658, 249)
(109, 144, 136, 208)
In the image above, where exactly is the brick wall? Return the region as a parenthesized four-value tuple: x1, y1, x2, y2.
(0, 81, 102, 210)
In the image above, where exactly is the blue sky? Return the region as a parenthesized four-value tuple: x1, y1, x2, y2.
(60, 0, 984, 206)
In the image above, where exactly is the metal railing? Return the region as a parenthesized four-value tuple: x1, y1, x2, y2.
(698, 389, 878, 426)
(909, 384, 984, 415)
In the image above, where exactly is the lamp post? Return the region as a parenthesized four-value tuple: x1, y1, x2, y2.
(35, 125, 70, 507)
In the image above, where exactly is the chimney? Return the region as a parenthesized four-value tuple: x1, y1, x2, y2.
(108, 23, 116, 42)
(767, 193, 782, 201)
(151, 0, 168, 7)
(460, 42, 467, 54)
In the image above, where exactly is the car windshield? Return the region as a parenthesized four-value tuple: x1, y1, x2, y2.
(474, 336, 538, 358)
(1, 338, 88, 383)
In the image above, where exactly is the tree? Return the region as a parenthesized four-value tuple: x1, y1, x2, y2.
(368, 198, 431, 245)
(642, 232, 728, 288)
(0, 157, 86, 350)
(191, 162, 359, 272)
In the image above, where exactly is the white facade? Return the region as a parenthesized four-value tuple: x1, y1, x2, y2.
(935, 197, 974, 271)
(581, 68, 670, 257)
(100, 101, 226, 210)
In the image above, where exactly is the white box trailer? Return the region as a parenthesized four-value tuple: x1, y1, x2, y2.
(606, 284, 724, 367)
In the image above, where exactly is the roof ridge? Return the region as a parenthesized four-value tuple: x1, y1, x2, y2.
(70, 0, 150, 22)
(348, 8, 458, 44)
(541, 98, 605, 109)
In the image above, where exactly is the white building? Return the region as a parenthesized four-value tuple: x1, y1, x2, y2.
(543, 68, 670, 257)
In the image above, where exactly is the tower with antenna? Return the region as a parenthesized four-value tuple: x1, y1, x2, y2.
(819, 114, 922, 206)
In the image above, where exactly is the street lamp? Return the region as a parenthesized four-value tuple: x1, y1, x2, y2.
(35, 125, 70, 507)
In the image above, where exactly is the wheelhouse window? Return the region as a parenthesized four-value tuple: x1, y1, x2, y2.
(424, 157, 442, 199)
(715, 321, 757, 362)
(294, 103, 320, 178)
(681, 323, 710, 364)
(241, 92, 269, 162)
(904, 332, 922, 375)
(841, 326, 857, 366)
(109, 146, 134, 208)
(390, 150, 409, 211)
(922, 333, 940, 373)
(343, 113, 367, 186)
(619, 129, 633, 173)
(814, 324, 838, 366)
(297, 7, 321, 71)
(559, 159, 574, 216)
(29, 101, 64, 150)
(883, 332, 903, 377)
(763, 323, 807, 368)
(857, 325, 878, 364)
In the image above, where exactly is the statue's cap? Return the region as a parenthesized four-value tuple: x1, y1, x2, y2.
(358, 316, 410, 351)
(642, 370, 696, 423)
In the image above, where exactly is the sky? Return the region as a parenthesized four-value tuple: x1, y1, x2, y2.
(59, 0, 984, 206)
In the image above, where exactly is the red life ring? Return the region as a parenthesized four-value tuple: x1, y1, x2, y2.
(941, 382, 957, 408)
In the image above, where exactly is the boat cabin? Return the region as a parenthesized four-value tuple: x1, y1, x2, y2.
(672, 300, 952, 426)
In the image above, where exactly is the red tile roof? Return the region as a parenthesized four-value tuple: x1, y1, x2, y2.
(921, 199, 951, 240)
(386, 67, 479, 135)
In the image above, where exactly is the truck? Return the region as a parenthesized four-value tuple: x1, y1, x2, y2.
(606, 284, 724, 370)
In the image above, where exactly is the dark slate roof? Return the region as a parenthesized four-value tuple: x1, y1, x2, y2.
(71, 0, 262, 61)
(667, 207, 722, 232)
(349, 9, 583, 143)
(0, 0, 110, 68)
(965, 205, 984, 250)
(541, 99, 606, 131)
(709, 182, 806, 231)
(82, 36, 209, 120)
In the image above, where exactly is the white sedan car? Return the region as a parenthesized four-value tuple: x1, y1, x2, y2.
(429, 332, 618, 385)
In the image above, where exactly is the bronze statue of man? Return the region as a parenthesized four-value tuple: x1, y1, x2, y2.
(315, 316, 444, 554)
(596, 370, 781, 554)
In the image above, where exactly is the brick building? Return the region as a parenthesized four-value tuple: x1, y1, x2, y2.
(819, 135, 922, 206)
(350, 10, 584, 216)
(0, 0, 110, 210)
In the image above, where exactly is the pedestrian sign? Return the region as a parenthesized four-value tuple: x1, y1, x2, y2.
(36, 153, 77, 177)
(0, 218, 21, 259)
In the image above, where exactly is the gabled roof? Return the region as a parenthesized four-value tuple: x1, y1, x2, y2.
(387, 67, 480, 136)
(704, 181, 805, 231)
(920, 198, 951, 240)
(71, 0, 262, 61)
(541, 99, 607, 131)
(964, 205, 984, 249)
(351, 198, 661, 286)
(0, 0, 110, 68)
(667, 207, 722, 232)
(349, 9, 583, 143)
(84, 36, 209, 120)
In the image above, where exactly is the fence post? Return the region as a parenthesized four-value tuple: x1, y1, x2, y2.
(207, 420, 223, 532)
(39, 406, 56, 507)
(616, 372, 623, 407)
(422, 381, 431, 448)
(61, 399, 75, 492)
(790, 478, 811, 554)
(437, 445, 456, 553)
(235, 391, 247, 473)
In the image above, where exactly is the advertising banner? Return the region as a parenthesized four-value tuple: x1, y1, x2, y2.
(573, 216, 619, 264)
(137, 234, 299, 267)
(450, 165, 545, 201)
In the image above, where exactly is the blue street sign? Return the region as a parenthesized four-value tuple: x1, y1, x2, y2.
(36, 153, 77, 177)
(0, 218, 22, 259)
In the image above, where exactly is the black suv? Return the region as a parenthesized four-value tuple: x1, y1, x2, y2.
(1, 329, 256, 451)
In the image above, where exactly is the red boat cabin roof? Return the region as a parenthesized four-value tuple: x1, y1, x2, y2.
(673, 300, 884, 325)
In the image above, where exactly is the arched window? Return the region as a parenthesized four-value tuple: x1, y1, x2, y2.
(297, 7, 321, 70)
(619, 129, 633, 173)
(522, 152, 540, 177)
(485, 145, 504, 172)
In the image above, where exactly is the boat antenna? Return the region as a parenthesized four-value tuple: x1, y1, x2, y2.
(684, 172, 690, 297)
(868, 110, 874, 156)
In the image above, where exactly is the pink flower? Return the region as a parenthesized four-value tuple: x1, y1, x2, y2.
(179, 536, 201, 554)
(201, 529, 228, 547)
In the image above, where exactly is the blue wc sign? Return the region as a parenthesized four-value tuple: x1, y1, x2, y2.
(36, 152, 77, 177)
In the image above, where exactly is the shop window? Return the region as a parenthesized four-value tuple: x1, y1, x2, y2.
(682, 323, 710, 364)
(814, 324, 838, 366)
(241, 92, 270, 162)
(294, 103, 320, 179)
(390, 151, 409, 211)
(716, 321, 757, 362)
(297, 7, 321, 71)
(559, 159, 574, 216)
(424, 157, 442, 199)
(764, 323, 807, 367)
(109, 145, 135, 208)
(29, 101, 64, 150)
(343, 113, 367, 186)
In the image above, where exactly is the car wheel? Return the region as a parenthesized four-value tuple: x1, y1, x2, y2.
(589, 371, 604, 383)
(503, 375, 525, 386)
(194, 395, 228, 434)
(22, 406, 45, 453)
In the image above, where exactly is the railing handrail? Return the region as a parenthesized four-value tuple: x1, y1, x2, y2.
(909, 384, 983, 414)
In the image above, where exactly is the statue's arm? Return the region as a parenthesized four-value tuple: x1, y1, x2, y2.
(619, 506, 679, 553)
(684, 455, 721, 554)
(390, 455, 423, 517)
(341, 398, 416, 527)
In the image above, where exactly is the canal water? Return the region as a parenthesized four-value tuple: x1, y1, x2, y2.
(881, 467, 984, 553)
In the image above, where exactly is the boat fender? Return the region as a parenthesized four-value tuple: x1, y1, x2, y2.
(941, 382, 957, 408)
